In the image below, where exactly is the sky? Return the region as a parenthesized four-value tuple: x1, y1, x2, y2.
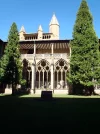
(0, 0, 100, 41)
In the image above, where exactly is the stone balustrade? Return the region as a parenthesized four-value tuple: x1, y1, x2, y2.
(21, 53, 70, 61)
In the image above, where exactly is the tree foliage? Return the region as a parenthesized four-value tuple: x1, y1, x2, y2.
(67, 0, 100, 94)
(0, 22, 23, 94)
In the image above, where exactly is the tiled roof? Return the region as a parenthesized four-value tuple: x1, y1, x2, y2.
(20, 40, 70, 49)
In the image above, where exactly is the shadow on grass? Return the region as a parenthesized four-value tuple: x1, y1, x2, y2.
(0, 94, 100, 133)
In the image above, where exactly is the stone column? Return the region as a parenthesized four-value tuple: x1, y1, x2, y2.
(31, 61, 36, 94)
(34, 41, 36, 55)
(31, 64, 34, 94)
(43, 70, 44, 89)
(61, 70, 63, 81)
(39, 72, 40, 89)
(47, 71, 48, 88)
(51, 60, 54, 91)
(51, 43, 54, 92)
(57, 71, 58, 88)
(31, 41, 36, 94)
(51, 43, 54, 54)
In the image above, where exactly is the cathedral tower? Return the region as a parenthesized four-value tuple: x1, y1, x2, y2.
(19, 26, 26, 41)
(38, 25, 43, 40)
(49, 13, 60, 39)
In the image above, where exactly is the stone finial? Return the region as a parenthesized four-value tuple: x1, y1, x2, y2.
(49, 13, 59, 26)
(38, 25, 43, 31)
(38, 25, 43, 39)
(20, 26, 26, 33)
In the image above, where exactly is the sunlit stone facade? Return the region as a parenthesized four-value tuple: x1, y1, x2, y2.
(0, 14, 71, 94)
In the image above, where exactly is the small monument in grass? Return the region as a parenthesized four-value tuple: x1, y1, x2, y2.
(41, 90, 52, 99)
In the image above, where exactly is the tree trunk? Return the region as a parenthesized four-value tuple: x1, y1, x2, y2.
(84, 86, 96, 96)
(12, 83, 16, 95)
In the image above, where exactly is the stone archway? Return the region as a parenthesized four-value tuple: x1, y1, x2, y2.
(54, 59, 69, 89)
(36, 59, 50, 89)
(22, 59, 32, 88)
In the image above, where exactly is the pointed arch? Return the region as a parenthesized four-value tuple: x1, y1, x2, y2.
(36, 59, 50, 71)
(55, 58, 69, 71)
(54, 58, 69, 89)
(36, 59, 50, 89)
(22, 59, 32, 88)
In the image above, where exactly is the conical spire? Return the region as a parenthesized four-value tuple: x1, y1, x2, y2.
(20, 25, 26, 33)
(49, 13, 59, 26)
(38, 25, 43, 31)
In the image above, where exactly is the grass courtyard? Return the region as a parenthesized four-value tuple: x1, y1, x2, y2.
(0, 94, 100, 133)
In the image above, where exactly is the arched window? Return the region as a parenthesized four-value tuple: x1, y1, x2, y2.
(22, 59, 32, 88)
(36, 59, 50, 89)
(54, 59, 69, 89)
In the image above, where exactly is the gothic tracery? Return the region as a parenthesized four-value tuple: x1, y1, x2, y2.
(36, 59, 51, 89)
(54, 59, 69, 89)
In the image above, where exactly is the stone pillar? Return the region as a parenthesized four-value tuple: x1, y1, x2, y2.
(47, 71, 48, 88)
(39, 72, 40, 89)
(57, 71, 58, 87)
(31, 60, 36, 94)
(61, 70, 63, 81)
(31, 41, 36, 94)
(51, 43, 54, 54)
(31, 64, 34, 94)
(43, 70, 44, 89)
(51, 60, 54, 91)
(51, 43, 54, 92)
(34, 41, 36, 56)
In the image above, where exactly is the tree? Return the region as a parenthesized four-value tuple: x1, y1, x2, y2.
(0, 22, 23, 95)
(67, 0, 100, 95)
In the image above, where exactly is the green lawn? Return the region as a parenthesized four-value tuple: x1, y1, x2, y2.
(0, 94, 100, 133)
(18, 94, 100, 98)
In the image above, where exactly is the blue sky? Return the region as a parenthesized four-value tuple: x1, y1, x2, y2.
(0, 0, 100, 41)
